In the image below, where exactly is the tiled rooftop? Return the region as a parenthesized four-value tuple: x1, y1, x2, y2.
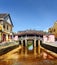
(0, 13, 8, 18)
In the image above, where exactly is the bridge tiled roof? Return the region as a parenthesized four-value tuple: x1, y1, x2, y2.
(15, 30, 46, 36)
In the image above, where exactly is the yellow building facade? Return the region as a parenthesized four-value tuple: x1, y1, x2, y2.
(0, 14, 13, 42)
(48, 21, 57, 39)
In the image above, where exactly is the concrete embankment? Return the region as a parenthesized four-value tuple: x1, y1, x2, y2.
(41, 47, 57, 59)
(0, 44, 19, 56)
(40, 43, 57, 58)
(41, 43, 57, 53)
(0, 45, 21, 60)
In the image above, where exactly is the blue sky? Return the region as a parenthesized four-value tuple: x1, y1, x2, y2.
(0, 0, 57, 32)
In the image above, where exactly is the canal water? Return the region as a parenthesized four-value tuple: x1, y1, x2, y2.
(0, 55, 57, 65)
(0, 47, 57, 65)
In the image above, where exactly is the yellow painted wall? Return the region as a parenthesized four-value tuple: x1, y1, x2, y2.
(48, 22, 57, 38)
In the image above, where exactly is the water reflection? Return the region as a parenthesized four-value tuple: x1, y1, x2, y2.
(28, 45, 33, 50)
(0, 47, 57, 65)
(0, 52, 57, 65)
(0, 59, 57, 65)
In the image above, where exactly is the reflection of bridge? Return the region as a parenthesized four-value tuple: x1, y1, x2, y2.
(19, 36, 42, 56)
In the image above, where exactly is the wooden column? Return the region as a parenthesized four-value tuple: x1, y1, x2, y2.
(0, 25, 2, 42)
(25, 39, 27, 56)
(21, 40, 23, 55)
(34, 38, 37, 55)
(38, 39, 41, 55)
(6, 34, 8, 41)
(0, 32, 2, 42)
